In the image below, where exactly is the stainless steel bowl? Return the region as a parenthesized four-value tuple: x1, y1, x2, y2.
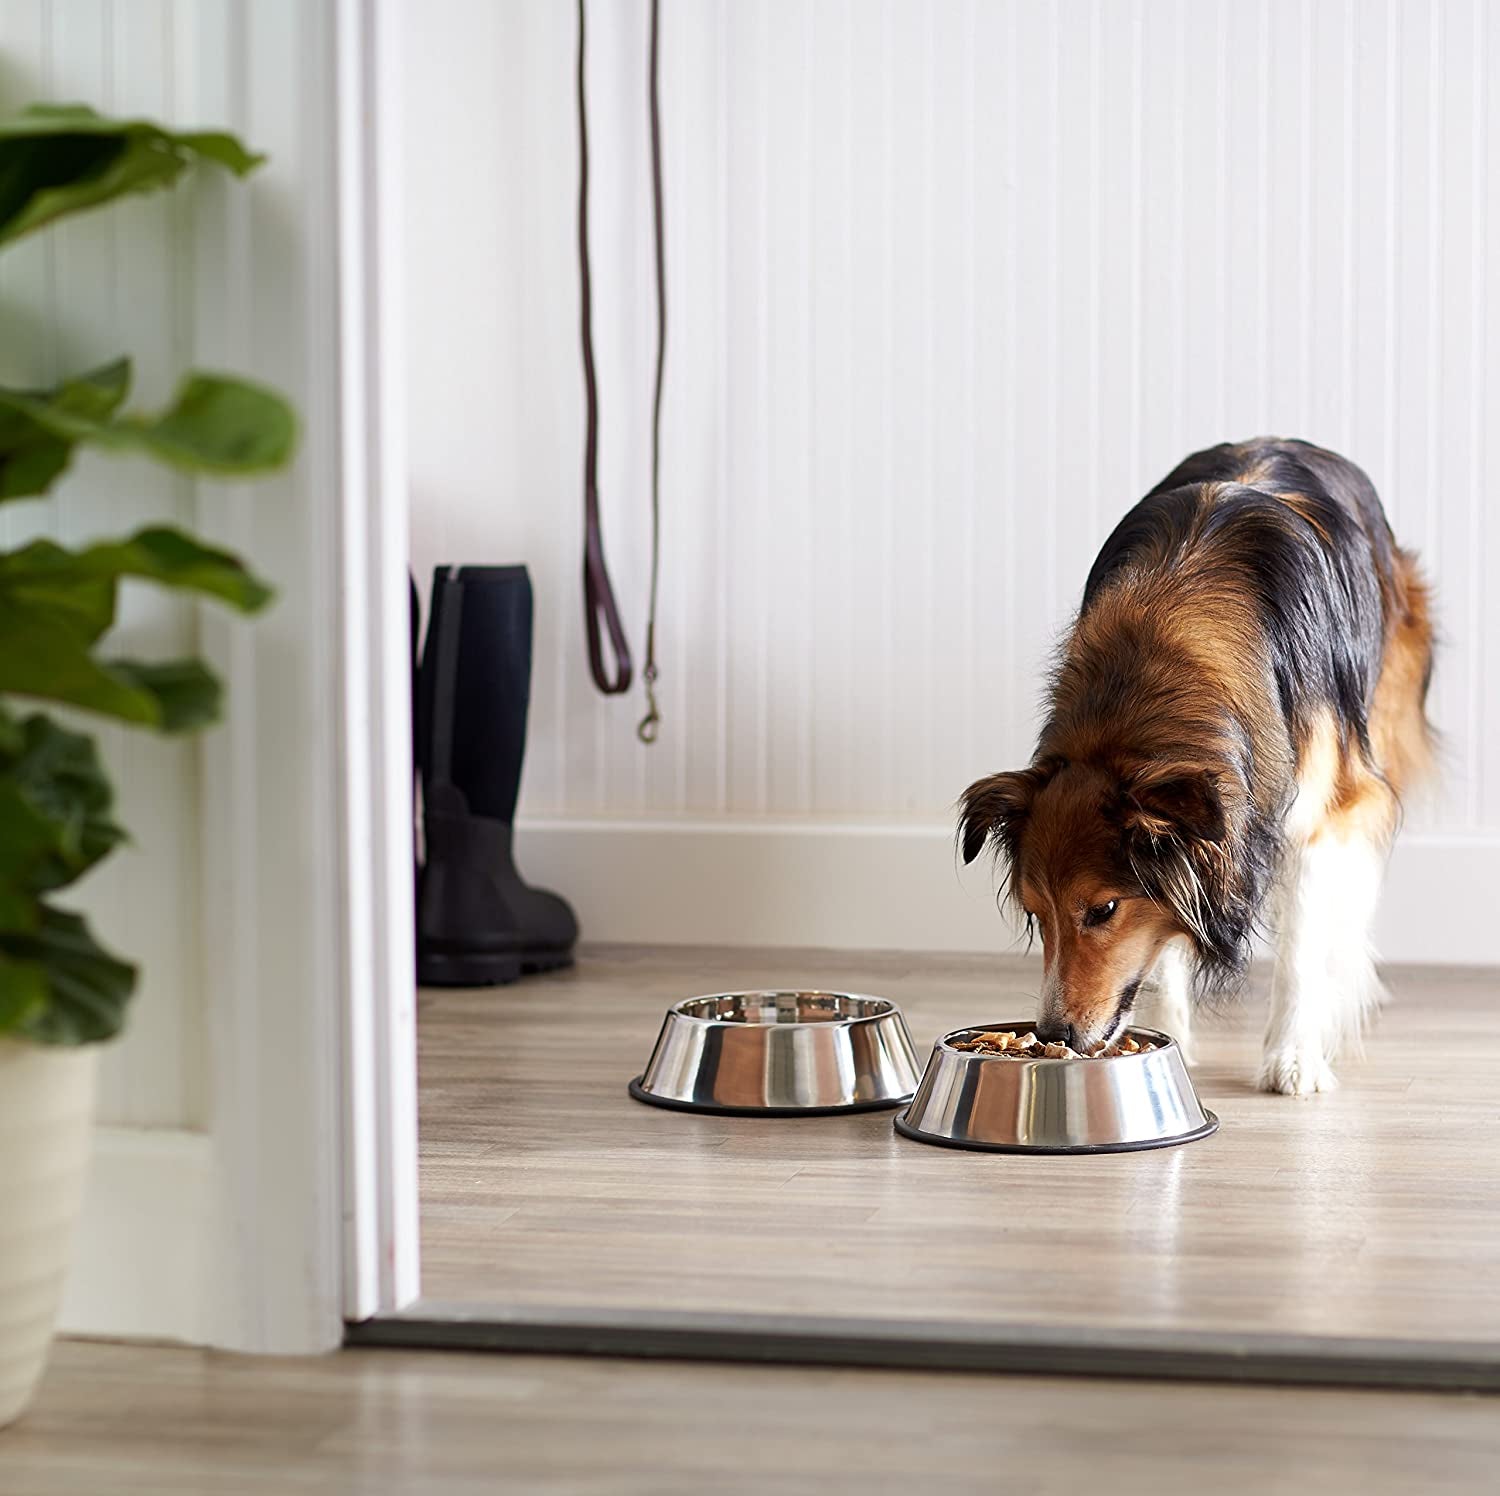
(895, 1021, 1218, 1153)
(629, 991, 922, 1115)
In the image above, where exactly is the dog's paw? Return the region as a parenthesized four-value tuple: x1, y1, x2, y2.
(1258, 1047, 1338, 1097)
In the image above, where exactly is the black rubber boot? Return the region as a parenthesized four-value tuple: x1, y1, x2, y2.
(415, 565, 578, 986)
(411, 571, 422, 931)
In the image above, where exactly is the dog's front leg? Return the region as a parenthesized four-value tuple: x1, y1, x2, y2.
(1260, 838, 1357, 1096)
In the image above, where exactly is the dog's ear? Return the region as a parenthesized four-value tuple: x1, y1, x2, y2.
(1120, 770, 1225, 848)
(958, 764, 1054, 866)
(1119, 768, 1239, 975)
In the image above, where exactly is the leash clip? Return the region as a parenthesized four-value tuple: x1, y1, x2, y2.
(636, 662, 661, 744)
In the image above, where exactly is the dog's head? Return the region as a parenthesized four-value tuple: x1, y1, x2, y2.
(959, 757, 1233, 1049)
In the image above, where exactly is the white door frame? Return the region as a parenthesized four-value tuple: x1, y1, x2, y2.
(190, 0, 420, 1353)
(333, 0, 422, 1325)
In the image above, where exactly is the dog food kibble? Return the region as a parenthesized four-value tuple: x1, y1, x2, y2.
(949, 1029, 1158, 1059)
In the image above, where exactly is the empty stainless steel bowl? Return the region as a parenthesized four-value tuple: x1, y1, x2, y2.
(895, 1022, 1218, 1153)
(629, 991, 922, 1115)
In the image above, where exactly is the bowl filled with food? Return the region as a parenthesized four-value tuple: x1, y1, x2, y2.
(629, 990, 922, 1116)
(894, 1022, 1217, 1154)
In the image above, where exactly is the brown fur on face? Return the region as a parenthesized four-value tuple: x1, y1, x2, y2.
(978, 760, 1214, 1048)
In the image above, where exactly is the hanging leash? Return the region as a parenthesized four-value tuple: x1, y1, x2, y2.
(637, 0, 666, 744)
(577, 0, 633, 697)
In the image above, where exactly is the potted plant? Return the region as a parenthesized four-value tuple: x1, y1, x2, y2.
(0, 104, 293, 1427)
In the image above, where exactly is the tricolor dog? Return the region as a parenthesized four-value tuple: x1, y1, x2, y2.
(959, 438, 1434, 1095)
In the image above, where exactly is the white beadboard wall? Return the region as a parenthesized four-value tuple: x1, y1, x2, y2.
(0, 0, 205, 1126)
(405, 0, 1500, 961)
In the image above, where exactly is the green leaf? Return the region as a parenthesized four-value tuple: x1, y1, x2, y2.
(0, 540, 117, 643)
(121, 375, 297, 473)
(0, 951, 47, 1031)
(0, 364, 297, 496)
(89, 526, 273, 612)
(47, 358, 131, 420)
(0, 525, 274, 627)
(169, 131, 262, 175)
(0, 103, 264, 246)
(0, 361, 132, 504)
(0, 525, 259, 728)
(0, 711, 124, 910)
(0, 601, 161, 722)
(0, 710, 136, 1043)
(0, 777, 61, 930)
(0, 402, 72, 500)
(0, 904, 135, 1045)
(0, 593, 225, 731)
(105, 659, 222, 733)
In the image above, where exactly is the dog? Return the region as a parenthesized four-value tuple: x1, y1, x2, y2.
(958, 438, 1434, 1095)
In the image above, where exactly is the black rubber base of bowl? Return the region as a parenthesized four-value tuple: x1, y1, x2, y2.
(628, 1077, 912, 1118)
(892, 1109, 1220, 1155)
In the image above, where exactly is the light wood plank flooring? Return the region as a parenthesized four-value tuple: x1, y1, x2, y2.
(419, 946, 1500, 1343)
(6, 1339, 1494, 1495)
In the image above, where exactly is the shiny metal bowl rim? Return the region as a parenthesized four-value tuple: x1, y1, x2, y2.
(664, 989, 901, 1027)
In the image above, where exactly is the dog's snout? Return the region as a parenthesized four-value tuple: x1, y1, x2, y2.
(1037, 1021, 1079, 1050)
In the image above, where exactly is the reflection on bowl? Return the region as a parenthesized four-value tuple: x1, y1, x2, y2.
(629, 990, 922, 1116)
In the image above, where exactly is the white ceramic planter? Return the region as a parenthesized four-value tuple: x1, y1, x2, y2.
(0, 1038, 97, 1428)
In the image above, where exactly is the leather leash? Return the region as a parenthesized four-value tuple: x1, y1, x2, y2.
(577, 0, 633, 699)
(638, 0, 665, 744)
(577, 0, 668, 745)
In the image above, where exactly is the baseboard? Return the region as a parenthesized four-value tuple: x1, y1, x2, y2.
(58, 1127, 215, 1345)
(1376, 837, 1499, 965)
(516, 820, 1500, 966)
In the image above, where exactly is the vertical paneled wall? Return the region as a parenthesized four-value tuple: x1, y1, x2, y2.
(406, 0, 1498, 841)
(1, 1, 204, 1125)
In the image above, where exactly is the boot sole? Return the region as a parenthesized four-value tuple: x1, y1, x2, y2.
(417, 947, 575, 988)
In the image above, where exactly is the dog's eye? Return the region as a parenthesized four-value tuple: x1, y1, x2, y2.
(1083, 899, 1119, 929)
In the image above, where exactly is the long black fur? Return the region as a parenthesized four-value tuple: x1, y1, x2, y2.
(1086, 439, 1394, 763)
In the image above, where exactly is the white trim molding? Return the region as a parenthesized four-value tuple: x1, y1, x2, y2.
(516, 820, 1500, 968)
(59, 1129, 215, 1346)
(335, 0, 422, 1324)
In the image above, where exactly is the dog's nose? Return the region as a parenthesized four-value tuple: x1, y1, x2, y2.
(1037, 1021, 1078, 1049)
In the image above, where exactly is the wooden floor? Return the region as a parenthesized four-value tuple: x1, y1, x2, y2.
(7, 1339, 1495, 1495)
(419, 946, 1500, 1345)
